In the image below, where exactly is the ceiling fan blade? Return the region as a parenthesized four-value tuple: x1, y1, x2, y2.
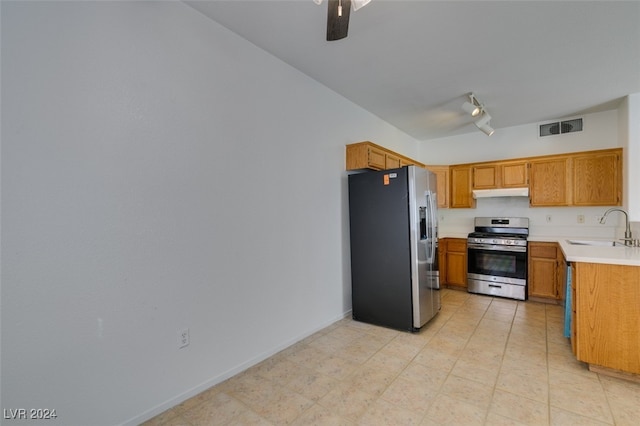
(327, 0, 351, 41)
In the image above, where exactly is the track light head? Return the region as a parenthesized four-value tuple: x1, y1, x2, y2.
(474, 112, 490, 127)
(479, 123, 495, 136)
(462, 93, 481, 117)
(463, 92, 494, 136)
(474, 112, 495, 136)
(462, 101, 480, 117)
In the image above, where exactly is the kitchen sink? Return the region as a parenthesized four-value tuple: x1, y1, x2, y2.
(566, 239, 620, 247)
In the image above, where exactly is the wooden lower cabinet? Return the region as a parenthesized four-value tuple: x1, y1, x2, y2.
(528, 242, 565, 301)
(573, 262, 640, 374)
(442, 238, 467, 289)
(438, 239, 447, 285)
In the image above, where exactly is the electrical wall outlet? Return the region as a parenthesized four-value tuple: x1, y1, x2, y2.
(577, 214, 585, 223)
(178, 328, 190, 349)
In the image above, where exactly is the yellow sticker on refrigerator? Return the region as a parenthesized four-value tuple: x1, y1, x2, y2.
(383, 173, 397, 186)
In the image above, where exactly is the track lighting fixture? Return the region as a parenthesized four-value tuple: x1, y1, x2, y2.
(474, 112, 495, 136)
(463, 93, 494, 136)
(462, 93, 481, 117)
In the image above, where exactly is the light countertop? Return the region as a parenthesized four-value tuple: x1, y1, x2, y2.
(556, 239, 640, 266)
(440, 232, 640, 267)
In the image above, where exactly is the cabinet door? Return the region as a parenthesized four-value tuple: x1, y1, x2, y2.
(472, 164, 499, 189)
(502, 161, 528, 187)
(528, 242, 559, 299)
(529, 157, 571, 206)
(427, 166, 449, 208)
(573, 151, 621, 206)
(438, 238, 447, 285)
(450, 166, 475, 208)
(574, 263, 640, 374)
(445, 239, 467, 289)
(385, 153, 401, 169)
(367, 146, 387, 170)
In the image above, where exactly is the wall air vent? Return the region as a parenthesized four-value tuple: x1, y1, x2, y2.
(539, 118, 583, 137)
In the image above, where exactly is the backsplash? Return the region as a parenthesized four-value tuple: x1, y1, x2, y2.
(438, 197, 636, 240)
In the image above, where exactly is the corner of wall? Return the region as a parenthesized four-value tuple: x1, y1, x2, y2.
(623, 94, 640, 221)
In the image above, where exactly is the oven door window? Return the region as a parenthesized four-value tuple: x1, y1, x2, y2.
(468, 248, 526, 280)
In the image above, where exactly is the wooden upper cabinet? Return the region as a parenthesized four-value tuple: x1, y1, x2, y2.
(472, 161, 528, 190)
(426, 165, 449, 208)
(472, 164, 499, 189)
(572, 149, 622, 206)
(501, 161, 529, 187)
(529, 148, 622, 207)
(385, 153, 401, 169)
(529, 156, 571, 206)
(365, 145, 386, 169)
(400, 158, 415, 167)
(346, 141, 425, 171)
(450, 165, 475, 208)
(347, 143, 622, 208)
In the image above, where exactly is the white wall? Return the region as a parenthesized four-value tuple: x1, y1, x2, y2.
(0, 2, 419, 425)
(437, 198, 622, 241)
(620, 93, 640, 222)
(419, 109, 620, 165)
(419, 110, 631, 240)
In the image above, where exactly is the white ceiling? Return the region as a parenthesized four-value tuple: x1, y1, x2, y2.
(185, 0, 640, 140)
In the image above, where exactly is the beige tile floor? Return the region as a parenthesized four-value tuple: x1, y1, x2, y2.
(143, 289, 640, 425)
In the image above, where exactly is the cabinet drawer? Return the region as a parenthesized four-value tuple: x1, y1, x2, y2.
(447, 239, 467, 252)
(529, 244, 557, 259)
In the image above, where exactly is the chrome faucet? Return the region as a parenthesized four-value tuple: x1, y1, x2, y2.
(599, 208, 633, 246)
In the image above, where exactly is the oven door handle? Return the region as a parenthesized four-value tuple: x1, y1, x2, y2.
(467, 243, 526, 253)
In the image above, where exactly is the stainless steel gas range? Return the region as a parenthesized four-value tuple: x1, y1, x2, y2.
(467, 217, 529, 300)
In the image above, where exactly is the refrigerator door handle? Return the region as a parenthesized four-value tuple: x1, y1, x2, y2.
(425, 192, 436, 264)
(429, 191, 437, 264)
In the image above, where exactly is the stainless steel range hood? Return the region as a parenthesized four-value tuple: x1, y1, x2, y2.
(472, 187, 529, 199)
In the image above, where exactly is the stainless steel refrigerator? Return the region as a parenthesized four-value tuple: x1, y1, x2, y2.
(348, 165, 440, 332)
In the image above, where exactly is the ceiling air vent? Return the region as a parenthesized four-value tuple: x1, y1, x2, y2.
(539, 118, 583, 137)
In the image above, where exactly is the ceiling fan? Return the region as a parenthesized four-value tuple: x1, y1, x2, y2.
(313, 0, 372, 41)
